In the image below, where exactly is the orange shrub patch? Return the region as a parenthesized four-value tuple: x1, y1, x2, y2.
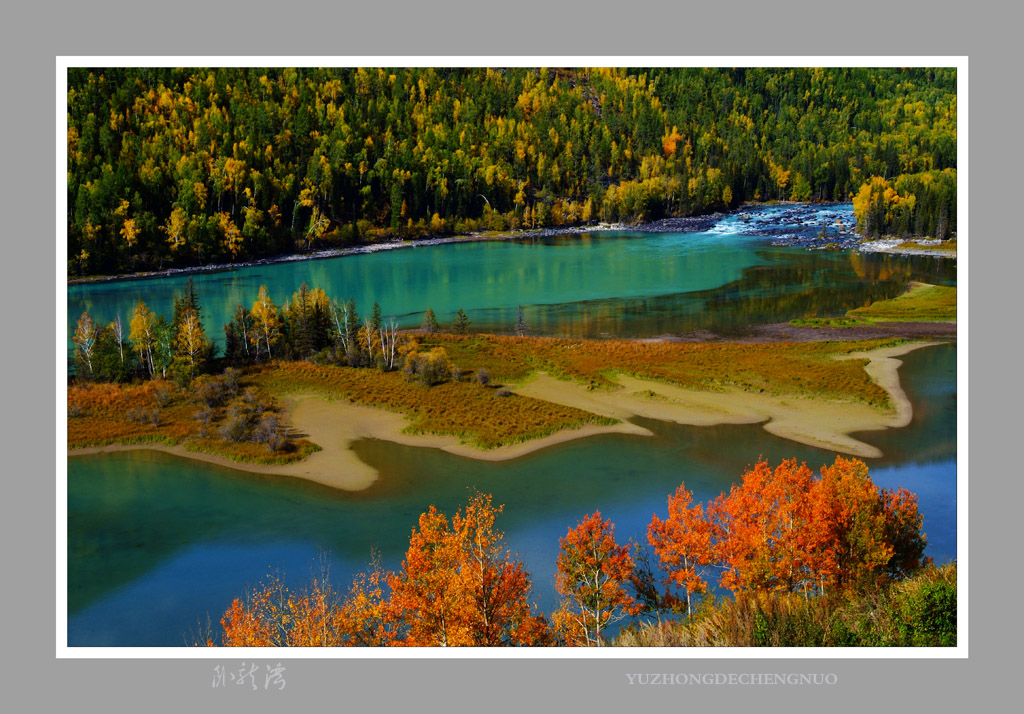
(67, 378, 319, 464)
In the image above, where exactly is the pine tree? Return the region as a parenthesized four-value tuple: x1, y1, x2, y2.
(452, 308, 471, 335)
(514, 305, 528, 337)
(422, 308, 440, 333)
(171, 277, 202, 335)
(345, 298, 361, 349)
(369, 301, 383, 334)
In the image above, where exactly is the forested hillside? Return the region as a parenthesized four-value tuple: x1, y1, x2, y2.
(67, 67, 957, 275)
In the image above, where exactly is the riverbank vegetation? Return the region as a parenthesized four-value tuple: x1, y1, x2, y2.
(852, 170, 957, 240)
(67, 373, 320, 465)
(615, 562, 956, 647)
(790, 282, 956, 328)
(70, 279, 914, 456)
(67, 67, 955, 276)
(196, 456, 953, 647)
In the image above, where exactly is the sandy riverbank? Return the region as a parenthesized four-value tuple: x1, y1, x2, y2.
(69, 394, 650, 492)
(511, 342, 939, 459)
(69, 342, 940, 491)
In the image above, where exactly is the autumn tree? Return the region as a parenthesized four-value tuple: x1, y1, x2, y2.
(698, 456, 928, 598)
(71, 311, 98, 378)
(128, 299, 157, 378)
(161, 207, 188, 253)
(708, 458, 816, 595)
(250, 285, 281, 361)
(450, 493, 550, 646)
(217, 211, 244, 258)
(335, 554, 403, 646)
(881, 487, 929, 580)
(553, 511, 637, 646)
(387, 505, 471, 646)
(219, 573, 288, 647)
(219, 566, 346, 647)
(647, 483, 712, 618)
(172, 308, 211, 384)
(806, 456, 897, 594)
(387, 493, 548, 646)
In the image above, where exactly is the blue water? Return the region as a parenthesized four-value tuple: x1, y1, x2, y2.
(67, 205, 956, 359)
(67, 343, 956, 646)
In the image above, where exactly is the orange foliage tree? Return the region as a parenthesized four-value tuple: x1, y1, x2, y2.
(387, 492, 549, 646)
(805, 456, 894, 594)
(708, 458, 817, 595)
(647, 483, 712, 618)
(216, 494, 548, 648)
(651, 456, 929, 604)
(553, 511, 638, 646)
(335, 555, 403, 646)
(219, 573, 289, 647)
(213, 459, 928, 648)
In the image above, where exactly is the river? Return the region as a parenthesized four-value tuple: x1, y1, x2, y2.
(66, 204, 958, 646)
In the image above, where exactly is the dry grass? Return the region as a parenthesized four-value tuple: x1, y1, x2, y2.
(69, 334, 908, 457)
(428, 334, 903, 409)
(251, 361, 615, 450)
(67, 378, 319, 465)
(615, 563, 956, 647)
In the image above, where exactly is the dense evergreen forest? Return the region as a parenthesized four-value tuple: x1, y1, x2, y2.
(67, 67, 957, 276)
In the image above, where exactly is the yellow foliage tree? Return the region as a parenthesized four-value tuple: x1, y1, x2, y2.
(217, 212, 244, 258)
(161, 207, 187, 251)
(129, 299, 156, 377)
(250, 285, 281, 360)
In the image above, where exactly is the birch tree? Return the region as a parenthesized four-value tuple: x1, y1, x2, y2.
(129, 300, 156, 378)
(72, 311, 98, 377)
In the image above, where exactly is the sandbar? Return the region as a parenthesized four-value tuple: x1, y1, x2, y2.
(69, 342, 940, 491)
(511, 342, 941, 459)
(69, 395, 650, 492)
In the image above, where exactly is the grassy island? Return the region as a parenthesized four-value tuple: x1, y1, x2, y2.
(69, 332, 938, 491)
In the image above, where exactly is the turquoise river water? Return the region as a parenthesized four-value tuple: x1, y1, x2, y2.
(67, 206, 958, 645)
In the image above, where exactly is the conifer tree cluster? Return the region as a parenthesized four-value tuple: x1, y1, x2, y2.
(68, 67, 956, 275)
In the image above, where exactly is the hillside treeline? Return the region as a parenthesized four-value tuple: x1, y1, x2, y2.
(67, 67, 957, 275)
(853, 169, 957, 240)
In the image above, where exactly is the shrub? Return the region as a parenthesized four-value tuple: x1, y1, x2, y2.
(221, 367, 241, 396)
(888, 569, 957, 646)
(127, 406, 160, 426)
(240, 387, 267, 417)
(153, 384, 174, 408)
(219, 413, 251, 442)
(403, 348, 451, 386)
(68, 402, 85, 418)
(194, 405, 215, 425)
(253, 413, 287, 452)
(193, 375, 226, 408)
(476, 368, 491, 386)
